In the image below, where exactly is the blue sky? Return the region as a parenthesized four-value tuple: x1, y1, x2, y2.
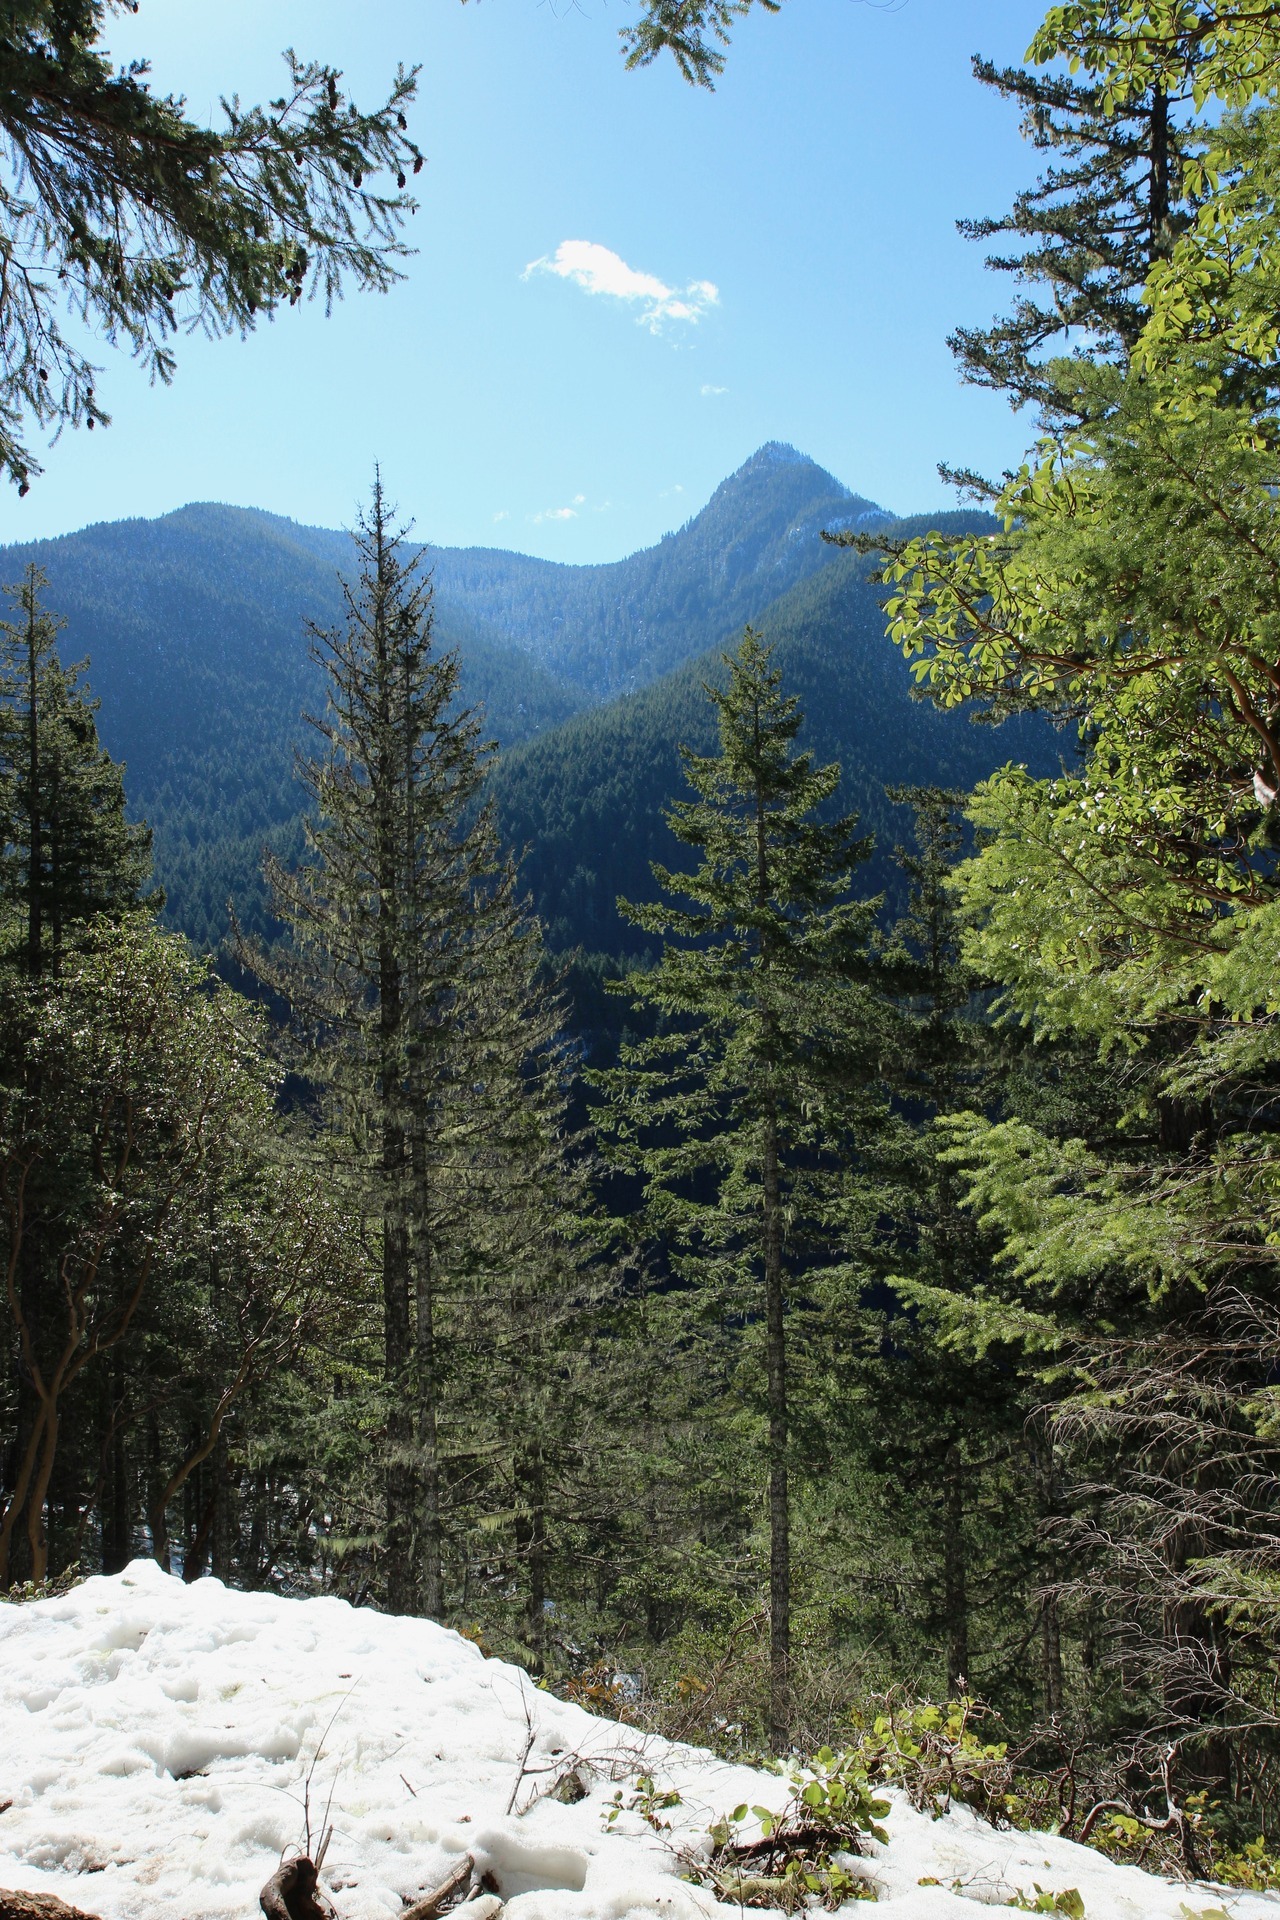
(5, 0, 1049, 560)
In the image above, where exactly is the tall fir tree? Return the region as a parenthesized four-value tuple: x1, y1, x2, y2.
(439, 924, 610, 1666)
(242, 477, 581, 1620)
(594, 628, 890, 1746)
(0, 565, 153, 971)
(835, 789, 1055, 1717)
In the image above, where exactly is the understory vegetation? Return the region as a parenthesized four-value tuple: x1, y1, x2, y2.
(8, 0, 1280, 1900)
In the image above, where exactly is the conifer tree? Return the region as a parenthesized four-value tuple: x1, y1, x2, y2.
(243, 478, 563, 1619)
(842, 0, 1280, 1803)
(595, 628, 888, 1747)
(440, 926, 609, 1665)
(0, 577, 356, 1597)
(950, 51, 1204, 422)
(879, 790, 997, 1697)
(841, 790, 1055, 1713)
(0, 2, 424, 491)
(0, 564, 155, 1583)
(0, 565, 152, 970)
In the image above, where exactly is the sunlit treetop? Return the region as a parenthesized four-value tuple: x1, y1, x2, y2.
(1031, 2, 1280, 107)
(623, 0, 1280, 105)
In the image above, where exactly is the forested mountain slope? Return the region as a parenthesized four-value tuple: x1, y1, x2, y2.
(491, 538, 1059, 959)
(422, 440, 891, 693)
(0, 504, 588, 950)
(0, 454, 1047, 959)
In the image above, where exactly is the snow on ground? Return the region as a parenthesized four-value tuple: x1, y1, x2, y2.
(0, 1563, 1275, 1920)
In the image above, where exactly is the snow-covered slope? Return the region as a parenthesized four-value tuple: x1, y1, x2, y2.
(0, 1564, 1272, 1920)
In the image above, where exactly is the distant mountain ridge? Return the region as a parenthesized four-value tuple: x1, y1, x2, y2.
(422, 441, 891, 693)
(81, 439, 884, 697)
(490, 543, 1056, 965)
(0, 446, 1036, 960)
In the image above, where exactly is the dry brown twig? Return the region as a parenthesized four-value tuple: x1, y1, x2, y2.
(505, 1685, 539, 1816)
(401, 1854, 475, 1920)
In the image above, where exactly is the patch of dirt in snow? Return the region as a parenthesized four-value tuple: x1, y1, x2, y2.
(0, 1563, 1273, 1920)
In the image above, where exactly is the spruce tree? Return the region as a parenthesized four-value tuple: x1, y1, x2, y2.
(594, 628, 889, 1747)
(243, 478, 556, 1619)
(0, 565, 153, 970)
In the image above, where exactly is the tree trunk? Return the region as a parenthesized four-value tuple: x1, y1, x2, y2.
(381, 1117, 415, 1616)
(751, 733, 791, 1754)
(210, 1432, 232, 1581)
(1032, 1417, 1065, 1720)
(762, 1097, 790, 1751)
(101, 1348, 130, 1574)
(147, 1406, 167, 1570)
(372, 508, 421, 1621)
(5, 579, 48, 1583)
(515, 1439, 548, 1665)
(942, 1439, 969, 1695)
(413, 1148, 443, 1620)
(22, 1398, 54, 1584)
(1164, 1520, 1232, 1796)
(246, 1465, 267, 1584)
(25, 581, 42, 978)
(1149, 83, 1170, 259)
(6, 1263, 43, 1588)
(1041, 1592, 1064, 1719)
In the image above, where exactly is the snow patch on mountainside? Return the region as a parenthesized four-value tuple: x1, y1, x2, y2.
(0, 1564, 1273, 1920)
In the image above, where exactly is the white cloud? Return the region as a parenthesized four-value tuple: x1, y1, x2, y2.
(531, 491, 588, 525)
(700, 384, 729, 396)
(492, 510, 510, 523)
(523, 241, 719, 333)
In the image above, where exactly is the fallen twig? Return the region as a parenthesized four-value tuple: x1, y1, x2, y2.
(402, 1853, 475, 1920)
(506, 1688, 539, 1816)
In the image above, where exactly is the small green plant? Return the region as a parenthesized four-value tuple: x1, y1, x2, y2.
(687, 1747, 888, 1911)
(1, 1563, 83, 1605)
(603, 1774, 683, 1832)
(1210, 1834, 1280, 1891)
(852, 1697, 1026, 1825)
(1006, 1889, 1084, 1917)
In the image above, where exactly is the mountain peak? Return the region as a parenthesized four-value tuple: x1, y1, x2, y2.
(748, 440, 830, 475)
(708, 443, 892, 527)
